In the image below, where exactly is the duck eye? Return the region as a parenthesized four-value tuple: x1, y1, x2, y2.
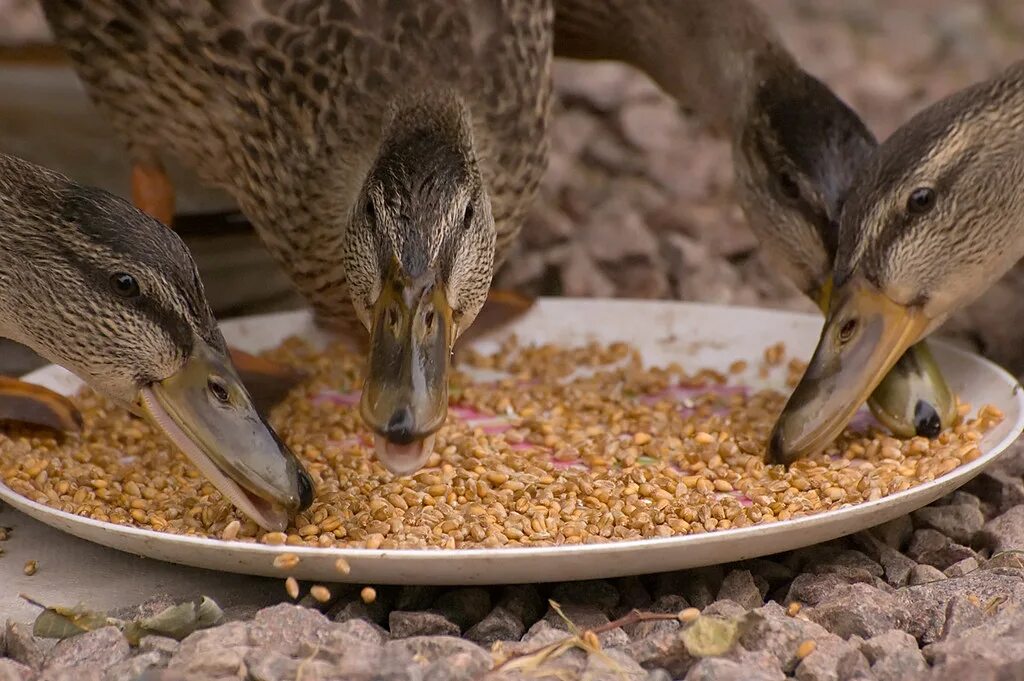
(778, 172, 801, 201)
(838, 318, 858, 343)
(907, 187, 936, 214)
(365, 199, 376, 221)
(207, 376, 230, 403)
(463, 204, 474, 230)
(109, 272, 140, 298)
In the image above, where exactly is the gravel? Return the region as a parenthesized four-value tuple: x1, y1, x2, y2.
(4, 1, 1024, 680)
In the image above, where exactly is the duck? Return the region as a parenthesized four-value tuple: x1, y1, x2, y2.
(551, 0, 956, 439)
(40, 0, 553, 476)
(38, 0, 950, 476)
(0, 150, 313, 530)
(768, 58, 1024, 464)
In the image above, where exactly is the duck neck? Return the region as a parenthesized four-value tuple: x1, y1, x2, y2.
(554, 0, 797, 137)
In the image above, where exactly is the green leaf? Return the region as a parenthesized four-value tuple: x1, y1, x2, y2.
(681, 616, 740, 657)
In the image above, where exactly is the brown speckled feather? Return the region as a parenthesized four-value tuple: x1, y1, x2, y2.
(41, 0, 552, 333)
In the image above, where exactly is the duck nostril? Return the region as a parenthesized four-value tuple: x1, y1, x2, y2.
(384, 406, 416, 445)
(425, 310, 435, 330)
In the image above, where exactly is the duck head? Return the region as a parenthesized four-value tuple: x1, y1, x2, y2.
(0, 159, 313, 530)
(343, 93, 495, 475)
(732, 54, 955, 443)
(768, 62, 1024, 463)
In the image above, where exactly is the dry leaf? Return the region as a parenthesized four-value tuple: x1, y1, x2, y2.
(681, 616, 740, 657)
(22, 595, 109, 639)
(123, 596, 224, 645)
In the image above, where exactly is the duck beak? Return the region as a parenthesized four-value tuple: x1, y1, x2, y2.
(769, 276, 930, 465)
(361, 271, 452, 475)
(814, 276, 956, 438)
(138, 341, 314, 531)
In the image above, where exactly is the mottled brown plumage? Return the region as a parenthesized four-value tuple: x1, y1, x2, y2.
(41, 0, 552, 339)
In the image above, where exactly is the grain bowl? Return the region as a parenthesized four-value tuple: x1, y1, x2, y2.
(1, 300, 1021, 584)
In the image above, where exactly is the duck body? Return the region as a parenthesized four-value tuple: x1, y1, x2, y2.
(43, 0, 552, 472)
(42, 0, 552, 330)
(0, 150, 312, 529)
(771, 58, 1024, 463)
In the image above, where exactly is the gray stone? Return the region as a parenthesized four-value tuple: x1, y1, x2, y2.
(813, 550, 885, 579)
(852, 533, 916, 587)
(684, 650, 785, 681)
(965, 471, 1024, 515)
(247, 604, 336, 657)
(170, 621, 250, 675)
(309, 633, 382, 678)
(433, 588, 491, 631)
(703, 600, 749, 619)
(497, 585, 544, 625)
(395, 586, 441, 612)
(46, 627, 129, 671)
(794, 638, 871, 681)
(678, 568, 723, 609)
(624, 595, 687, 640)
(908, 564, 947, 586)
(787, 573, 872, 607)
(978, 505, 1024, 553)
(625, 627, 693, 677)
(422, 649, 493, 681)
(465, 607, 525, 645)
(740, 602, 837, 672)
(644, 670, 672, 681)
(3, 623, 51, 670)
(583, 648, 647, 681)
(860, 630, 927, 681)
(385, 636, 489, 674)
(945, 556, 980, 578)
(137, 635, 179, 659)
(551, 580, 620, 614)
(870, 516, 914, 550)
(389, 611, 460, 638)
(805, 583, 909, 639)
(331, 599, 390, 627)
(38, 668, 101, 681)
(329, 617, 388, 646)
(741, 560, 797, 588)
(0, 659, 34, 681)
(538, 603, 628, 647)
(914, 503, 985, 545)
(906, 528, 977, 569)
(103, 651, 164, 681)
(169, 646, 249, 678)
(245, 649, 342, 681)
(615, 576, 653, 614)
(895, 571, 1024, 643)
(717, 570, 763, 610)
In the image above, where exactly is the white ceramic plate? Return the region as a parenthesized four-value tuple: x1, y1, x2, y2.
(1, 299, 1022, 585)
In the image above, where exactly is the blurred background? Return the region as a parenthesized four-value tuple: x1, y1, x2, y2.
(2, 0, 1023, 375)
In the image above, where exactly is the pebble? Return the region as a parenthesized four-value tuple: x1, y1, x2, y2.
(860, 629, 928, 681)
(684, 650, 785, 681)
(625, 625, 694, 677)
(551, 579, 621, 614)
(389, 611, 461, 638)
(913, 503, 985, 545)
(908, 563, 947, 586)
(535, 603, 628, 647)
(977, 505, 1024, 553)
(907, 529, 978, 570)
(717, 569, 764, 609)
(0, 659, 34, 681)
(794, 637, 870, 681)
(45, 627, 128, 671)
(3, 622, 51, 670)
(433, 588, 491, 631)
(740, 602, 837, 672)
(804, 583, 910, 639)
(102, 651, 164, 681)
